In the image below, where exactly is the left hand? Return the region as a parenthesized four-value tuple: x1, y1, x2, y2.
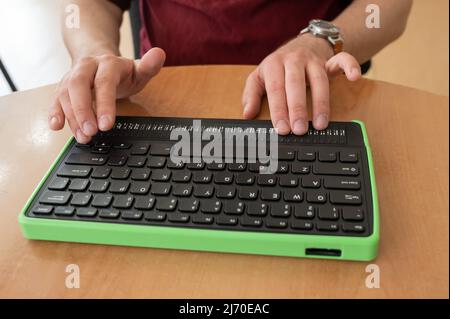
(242, 33, 362, 135)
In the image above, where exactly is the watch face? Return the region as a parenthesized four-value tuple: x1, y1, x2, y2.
(310, 19, 340, 36)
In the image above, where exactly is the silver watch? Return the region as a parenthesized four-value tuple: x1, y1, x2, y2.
(300, 19, 344, 54)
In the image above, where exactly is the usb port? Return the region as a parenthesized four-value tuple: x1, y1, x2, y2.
(305, 248, 342, 257)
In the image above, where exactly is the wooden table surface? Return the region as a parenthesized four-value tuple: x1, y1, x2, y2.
(0, 66, 448, 298)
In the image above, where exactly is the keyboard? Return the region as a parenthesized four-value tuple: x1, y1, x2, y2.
(19, 116, 379, 261)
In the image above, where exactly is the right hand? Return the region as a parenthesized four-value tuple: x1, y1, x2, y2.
(49, 47, 166, 143)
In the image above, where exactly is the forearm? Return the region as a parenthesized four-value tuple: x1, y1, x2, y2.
(333, 0, 412, 63)
(62, 0, 123, 64)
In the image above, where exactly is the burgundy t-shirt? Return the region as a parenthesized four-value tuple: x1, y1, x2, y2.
(111, 0, 351, 66)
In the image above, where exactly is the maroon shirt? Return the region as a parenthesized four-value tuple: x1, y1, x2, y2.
(111, 0, 351, 66)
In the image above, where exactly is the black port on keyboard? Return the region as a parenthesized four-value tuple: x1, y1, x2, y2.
(305, 248, 342, 257)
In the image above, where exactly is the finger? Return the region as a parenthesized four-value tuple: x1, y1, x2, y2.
(325, 52, 361, 81)
(242, 70, 264, 119)
(134, 47, 166, 89)
(284, 60, 308, 135)
(306, 62, 330, 130)
(94, 59, 121, 131)
(48, 97, 65, 130)
(262, 60, 290, 135)
(67, 58, 99, 137)
(60, 90, 91, 144)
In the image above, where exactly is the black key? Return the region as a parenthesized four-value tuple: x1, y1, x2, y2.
(131, 168, 151, 181)
(94, 141, 111, 148)
(192, 215, 214, 225)
(228, 163, 246, 172)
(302, 176, 321, 188)
(91, 146, 110, 154)
(151, 170, 171, 182)
(236, 173, 255, 185)
(112, 195, 134, 209)
(130, 182, 150, 195)
(75, 142, 91, 148)
(319, 151, 337, 162)
(91, 167, 111, 179)
(57, 165, 91, 178)
(127, 156, 147, 168)
(68, 179, 89, 192)
(316, 222, 339, 232)
(247, 203, 269, 216)
(278, 148, 296, 161)
(150, 144, 171, 156)
(121, 210, 143, 220)
(340, 151, 358, 163)
(92, 194, 113, 208)
(71, 193, 92, 206)
(168, 213, 190, 223)
(318, 206, 339, 220)
(294, 205, 315, 219)
(54, 206, 75, 216)
(238, 187, 258, 200)
(342, 207, 364, 221)
(151, 183, 171, 196)
(187, 162, 205, 170)
(193, 171, 212, 183)
(107, 155, 127, 166)
(193, 185, 214, 198)
(279, 176, 298, 187)
(48, 177, 69, 190)
(33, 205, 53, 215)
(172, 184, 192, 197)
(112, 142, 131, 149)
(201, 200, 222, 214)
(298, 150, 315, 161)
(291, 220, 313, 230)
(66, 153, 107, 166)
(167, 160, 185, 169)
(99, 209, 120, 219)
(134, 196, 156, 210)
(214, 172, 233, 184)
(314, 163, 359, 176)
(156, 198, 177, 211)
(109, 181, 130, 194)
(342, 223, 365, 233)
(172, 171, 192, 183)
(257, 175, 277, 186)
(216, 216, 238, 226)
(270, 204, 291, 218)
(145, 212, 166, 222)
(306, 191, 327, 203)
(89, 180, 109, 193)
(283, 190, 303, 202)
(131, 143, 150, 155)
(324, 177, 361, 190)
(178, 199, 200, 212)
(224, 202, 245, 215)
(266, 219, 288, 229)
(147, 156, 166, 168)
(241, 217, 263, 228)
(76, 207, 97, 217)
(291, 163, 310, 174)
(261, 189, 280, 201)
(216, 186, 236, 199)
(39, 191, 71, 205)
(206, 162, 226, 171)
(330, 191, 362, 205)
(111, 167, 131, 179)
(276, 163, 289, 174)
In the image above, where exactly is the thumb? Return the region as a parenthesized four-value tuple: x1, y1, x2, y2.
(325, 52, 361, 81)
(134, 47, 166, 89)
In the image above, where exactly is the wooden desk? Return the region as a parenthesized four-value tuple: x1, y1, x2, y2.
(0, 66, 448, 298)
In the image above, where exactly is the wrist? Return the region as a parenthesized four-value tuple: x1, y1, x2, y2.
(295, 33, 335, 61)
(72, 45, 120, 65)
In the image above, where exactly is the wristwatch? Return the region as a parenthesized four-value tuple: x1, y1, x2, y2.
(300, 19, 344, 55)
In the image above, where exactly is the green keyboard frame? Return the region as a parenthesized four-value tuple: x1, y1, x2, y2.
(18, 120, 379, 261)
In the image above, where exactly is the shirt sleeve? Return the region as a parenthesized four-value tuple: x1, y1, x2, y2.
(108, 0, 131, 11)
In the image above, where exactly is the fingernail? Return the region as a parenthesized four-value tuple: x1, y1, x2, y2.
(76, 129, 89, 144)
(293, 120, 308, 135)
(82, 121, 97, 136)
(275, 120, 290, 135)
(98, 115, 112, 131)
(315, 114, 328, 130)
(50, 116, 59, 128)
(351, 67, 360, 77)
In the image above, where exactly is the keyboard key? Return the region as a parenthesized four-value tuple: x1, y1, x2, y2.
(66, 153, 107, 166)
(39, 191, 71, 205)
(301, 176, 321, 188)
(257, 175, 277, 186)
(131, 168, 151, 181)
(33, 205, 53, 215)
(342, 223, 365, 233)
(99, 209, 120, 219)
(330, 191, 362, 205)
(151, 183, 171, 196)
(145, 212, 166, 222)
(324, 177, 361, 190)
(112, 195, 134, 209)
(306, 191, 327, 203)
(89, 180, 109, 193)
(228, 163, 246, 171)
(216, 216, 238, 226)
(121, 210, 143, 220)
(193, 185, 214, 198)
(291, 220, 313, 230)
(298, 150, 315, 161)
(216, 186, 236, 199)
(172, 184, 192, 197)
(107, 155, 127, 166)
(150, 144, 171, 156)
(294, 205, 315, 219)
(109, 181, 130, 193)
(200, 200, 222, 214)
(238, 187, 258, 200)
(276, 163, 289, 174)
(318, 206, 339, 220)
(247, 203, 269, 216)
(147, 156, 166, 168)
(187, 162, 205, 170)
(342, 207, 364, 221)
(314, 163, 359, 176)
(283, 190, 303, 202)
(54, 206, 75, 216)
(178, 199, 200, 212)
(91, 194, 113, 208)
(193, 171, 212, 183)
(68, 179, 89, 192)
(134, 196, 156, 210)
(91, 146, 110, 154)
(241, 217, 263, 227)
(266, 219, 288, 229)
(172, 171, 192, 183)
(76, 207, 97, 217)
(57, 165, 91, 178)
(111, 167, 131, 179)
(167, 160, 185, 169)
(319, 151, 337, 162)
(48, 177, 69, 190)
(156, 198, 177, 211)
(131, 143, 150, 155)
(340, 151, 358, 163)
(316, 222, 339, 232)
(291, 163, 310, 174)
(207, 162, 226, 171)
(127, 156, 147, 167)
(279, 176, 298, 187)
(168, 213, 190, 223)
(236, 173, 255, 185)
(277, 148, 295, 161)
(261, 189, 280, 201)
(94, 141, 111, 148)
(214, 172, 234, 184)
(151, 170, 171, 182)
(112, 142, 131, 149)
(224, 202, 245, 215)
(130, 182, 150, 194)
(192, 215, 214, 225)
(91, 167, 111, 179)
(270, 204, 291, 218)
